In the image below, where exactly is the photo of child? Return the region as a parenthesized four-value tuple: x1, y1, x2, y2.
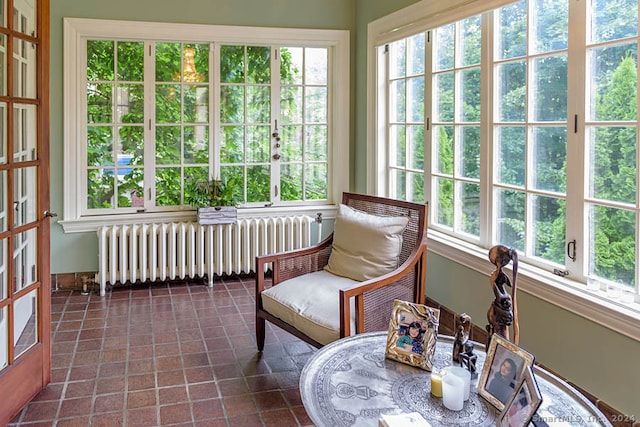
(395, 320, 426, 355)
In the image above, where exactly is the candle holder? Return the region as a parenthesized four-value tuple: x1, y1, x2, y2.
(442, 373, 464, 411)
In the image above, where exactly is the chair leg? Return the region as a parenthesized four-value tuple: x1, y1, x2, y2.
(256, 316, 266, 351)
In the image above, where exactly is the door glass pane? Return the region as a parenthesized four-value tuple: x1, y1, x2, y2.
(12, 0, 35, 36)
(12, 103, 36, 160)
(0, 306, 7, 371)
(13, 165, 37, 227)
(0, 34, 6, 96)
(13, 227, 37, 293)
(12, 36, 35, 99)
(13, 288, 37, 359)
(0, 170, 5, 232)
(0, 238, 6, 300)
(0, 102, 6, 163)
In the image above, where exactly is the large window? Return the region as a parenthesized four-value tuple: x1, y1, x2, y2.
(374, 0, 640, 311)
(63, 19, 349, 230)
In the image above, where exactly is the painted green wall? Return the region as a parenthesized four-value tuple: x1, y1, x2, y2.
(48, 0, 639, 418)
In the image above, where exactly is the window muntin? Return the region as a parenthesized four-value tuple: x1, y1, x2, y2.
(376, 0, 640, 303)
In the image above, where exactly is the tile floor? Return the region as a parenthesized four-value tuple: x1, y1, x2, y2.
(8, 276, 316, 427)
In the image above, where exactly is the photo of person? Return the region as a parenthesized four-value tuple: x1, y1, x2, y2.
(487, 356, 518, 404)
(395, 320, 425, 355)
(478, 334, 535, 411)
(498, 367, 542, 427)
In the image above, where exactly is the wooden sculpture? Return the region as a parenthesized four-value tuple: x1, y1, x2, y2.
(452, 313, 472, 363)
(485, 245, 519, 347)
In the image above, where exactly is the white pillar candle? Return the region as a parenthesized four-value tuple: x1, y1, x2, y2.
(444, 366, 471, 401)
(442, 373, 464, 411)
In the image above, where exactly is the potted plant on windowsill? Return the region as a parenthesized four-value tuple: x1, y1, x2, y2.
(185, 177, 241, 224)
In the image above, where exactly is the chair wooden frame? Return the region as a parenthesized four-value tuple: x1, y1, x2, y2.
(255, 192, 428, 350)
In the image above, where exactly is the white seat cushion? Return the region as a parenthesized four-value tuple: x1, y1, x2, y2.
(261, 270, 358, 346)
(324, 203, 409, 281)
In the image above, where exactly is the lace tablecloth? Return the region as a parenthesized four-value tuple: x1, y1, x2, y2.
(300, 332, 611, 427)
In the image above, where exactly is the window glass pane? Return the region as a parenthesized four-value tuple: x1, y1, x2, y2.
(531, 0, 568, 54)
(435, 177, 453, 227)
(461, 68, 480, 122)
(305, 125, 327, 162)
(155, 167, 181, 206)
(305, 48, 327, 85)
(390, 125, 406, 168)
(155, 42, 180, 82)
(156, 84, 181, 123)
(281, 86, 302, 123)
(247, 125, 270, 163)
(183, 86, 209, 123)
(590, 0, 638, 44)
(532, 126, 566, 193)
(184, 44, 209, 83)
(281, 164, 302, 201)
(220, 86, 245, 123)
(407, 171, 424, 203)
(117, 41, 144, 81)
(88, 40, 114, 81)
(532, 195, 566, 263)
(87, 83, 113, 124)
(304, 163, 327, 200)
(390, 79, 406, 123)
(589, 204, 635, 286)
(220, 45, 245, 83)
(281, 125, 302, 162)
(116, 84, 144, 123)
(460, 182, 480, 236)
(407, 76, 424, 123)
(156, 126, 181, 165)
(407, 33, 425, 76)
(496, 188, 525, 251)
(389, 39, 406, 79)
(496, 126, 525, 186)
(435, 24, 454, 71)
(496, 0, 526, 60)
(434, 125, 453, 175)
(221, 126, 244, 163)
(435, 72, 454, 122)
(246, 46, 270, 84)
(460, 126, 480, 179)
(87, 168, 114, 209)
(305, 86, 327, 123)
(588, 43, 638, 121)
(281, 47, 302, 84)
(246, 86, 270, 123)
(408, 125, 424, 171)
(391, 169, 407, 201)
(460, 16, 481, 67)
(496, 61, 526, 122)
(532, 54, 567, 122)
(588, 126, 637, 204)
(247, 165, 270, 202)
(184, 126, 209, 164)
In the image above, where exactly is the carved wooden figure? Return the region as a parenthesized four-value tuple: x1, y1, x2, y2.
(452, 313, 472, 363)
(459, 341, 477, 373)
(485, 245, 519, 347)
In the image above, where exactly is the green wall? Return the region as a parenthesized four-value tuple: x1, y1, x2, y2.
(49, 0, 639, 418)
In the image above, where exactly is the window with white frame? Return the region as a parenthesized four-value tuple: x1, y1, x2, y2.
(63, 19, 349, 231)
(374, 0, 640, 308)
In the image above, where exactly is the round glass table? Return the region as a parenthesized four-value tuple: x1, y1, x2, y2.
(299, 332, 612, 427)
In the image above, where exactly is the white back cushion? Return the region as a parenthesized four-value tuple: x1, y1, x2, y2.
(324, 204, 409, 281)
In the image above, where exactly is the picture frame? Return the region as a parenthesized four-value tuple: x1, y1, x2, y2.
(498, 366, 542, 427)
(385, 299, 440, 371)
(477, 334, 535, 411)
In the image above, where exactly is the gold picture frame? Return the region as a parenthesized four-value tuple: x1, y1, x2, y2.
(498, 366, 542, 427)
(385, 299, 440, 371)
(477, 334, 535, 411)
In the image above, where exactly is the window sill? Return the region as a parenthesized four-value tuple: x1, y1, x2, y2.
(58, 204, 338, 234)
(427, 230, 640, 342)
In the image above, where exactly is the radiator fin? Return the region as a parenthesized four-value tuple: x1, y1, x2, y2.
(97, 217, 314, 296)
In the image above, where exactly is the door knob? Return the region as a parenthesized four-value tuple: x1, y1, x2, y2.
(44, 211, 58, 218)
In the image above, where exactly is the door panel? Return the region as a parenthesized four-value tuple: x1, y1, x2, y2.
(0, 0, 50, 424)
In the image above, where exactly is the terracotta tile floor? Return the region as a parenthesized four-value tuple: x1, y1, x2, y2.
(9, 276, 316, 427)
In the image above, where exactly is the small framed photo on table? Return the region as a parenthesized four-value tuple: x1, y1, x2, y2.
(385, 299, 440, 371)
(477, 334, 535, 411)
(498, 366, 542, 427)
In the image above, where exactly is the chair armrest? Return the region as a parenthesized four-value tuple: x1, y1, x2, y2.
(255, 234, 334, 295)
(339, 236, 428, 337)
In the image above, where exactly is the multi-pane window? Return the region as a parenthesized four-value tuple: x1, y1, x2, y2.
(83, 38, 331, 214)
(377, 0, 640, 302)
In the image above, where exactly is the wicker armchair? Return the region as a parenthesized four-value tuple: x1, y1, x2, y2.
(255, 192, 428, 350)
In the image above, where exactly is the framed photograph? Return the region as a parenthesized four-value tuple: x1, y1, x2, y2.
(477, 334, 535, 411)
(498, 366, 542, 427)
(385, 299, 440, 371)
